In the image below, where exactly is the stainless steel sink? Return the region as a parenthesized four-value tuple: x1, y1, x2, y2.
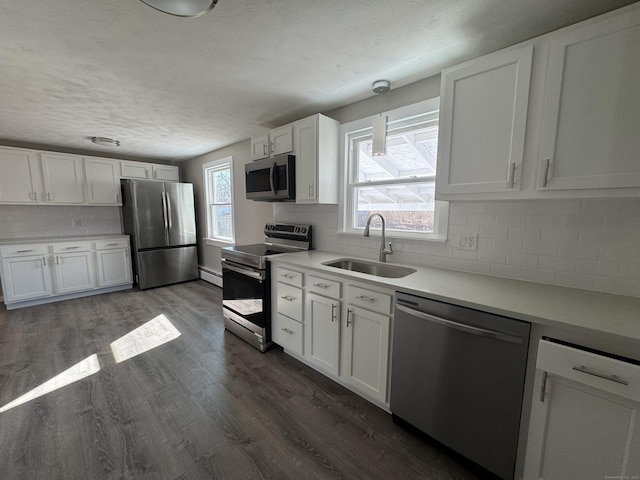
(322, 258, 416, 278)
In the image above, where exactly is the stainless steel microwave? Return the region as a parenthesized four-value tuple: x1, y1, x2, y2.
(245, 154, 296, 202)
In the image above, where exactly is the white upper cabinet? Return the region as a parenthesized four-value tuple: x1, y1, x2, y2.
(537, 8, 640, 190)
(250, 133, 270, 161)
(0, 147, 42, 203)
(84, 157, 121, 205)
(250, 124, 294, 161)
(436, 44, 533, 196)
(40, 153, 85, 203)
(294, 113, 339, 204)
(152, 164, 179, 182)
(120, 160, 152, 180)
(269, 124, 294, 157)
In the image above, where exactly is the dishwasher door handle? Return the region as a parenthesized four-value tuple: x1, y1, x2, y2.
(395, 304, 525, 345)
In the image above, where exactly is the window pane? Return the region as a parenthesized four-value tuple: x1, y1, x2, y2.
(356, 124, 438, 182)
(212, 169, 231, 204)
(212, 205, 233, 239)
(354, 182, 435, 233)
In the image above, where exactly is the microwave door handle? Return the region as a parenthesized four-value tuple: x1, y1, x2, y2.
(269, 162, 277, 196)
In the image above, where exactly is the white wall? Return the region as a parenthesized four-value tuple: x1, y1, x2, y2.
(181, 139, 273, 275)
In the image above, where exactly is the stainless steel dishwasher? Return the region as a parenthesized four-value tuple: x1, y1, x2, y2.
(390, 292, 531, 480)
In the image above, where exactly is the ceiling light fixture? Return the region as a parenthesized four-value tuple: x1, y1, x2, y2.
(91, 137, 120, 147)
(372, 80, 391, 157)
(138, 0, 218, 17)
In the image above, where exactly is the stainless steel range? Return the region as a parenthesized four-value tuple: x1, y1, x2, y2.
(220, 223, 312, 352)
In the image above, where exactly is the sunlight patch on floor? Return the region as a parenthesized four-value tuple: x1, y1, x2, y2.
(110, 313, 181, 363)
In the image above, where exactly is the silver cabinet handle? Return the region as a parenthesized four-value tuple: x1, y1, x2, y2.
(64, 246, 80, 250)
(55, 255, 59, 265)
(395, 304, 525, 345)
(281, 327, 294, 335)
(508, 162, 516, 189)
(313, 282, 330, 289)
(42, 256, 47, 266)
(16, 249, 34, 253)
(281, 273, 296, 279)
(356, 295, 375, 303)
(346, 308, 352, 327)
(106, 243, 119, 246)
(572, 365, 629, 386)
(331, 303, 337, 322)
(47, 192, 52, 201)
(263, 143, 267, 156)
(270, 142, 275, 156)
(280, 295, 296, 302)
(542, 158, 551, 187)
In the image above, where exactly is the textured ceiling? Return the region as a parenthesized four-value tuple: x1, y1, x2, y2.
(0, 0, 637, 161)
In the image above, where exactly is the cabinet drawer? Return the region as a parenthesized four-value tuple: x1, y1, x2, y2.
(0, 244, 49, 258)
(348, 285, 392, 315)
(52, 242, 92, 253)
(537, 339, 640, 403)
(273, 313, 303, 355)
(276, 282, 303, 321)
(96, 238, 129, 250)
(275, 267, 303, 288)
(307, 274, 341, 298)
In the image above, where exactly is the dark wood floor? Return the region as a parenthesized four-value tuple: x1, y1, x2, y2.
(0, 281, 481, 479)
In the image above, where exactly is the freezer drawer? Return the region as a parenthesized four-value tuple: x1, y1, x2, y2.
(136, 246, 198, 290)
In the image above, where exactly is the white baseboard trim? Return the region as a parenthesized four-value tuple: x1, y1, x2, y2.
(199, 266, 222, 288)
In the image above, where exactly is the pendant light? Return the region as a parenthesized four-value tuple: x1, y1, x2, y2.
(372, 80, 390, 157)
(139, 0, 218, 17)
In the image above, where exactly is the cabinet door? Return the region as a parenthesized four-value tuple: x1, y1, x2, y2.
(270, 124, 294, 156)
(120, 161, 151, 179)
(84, 157, 121, 205)
(524, 340, 640, 480)
(152, 164, 179, 182)
(537, 10, 640, 190)
(40, 153, 85, 203)
(250, 134, 270, 161)
(436, 45, 532, 196)
(304, 292, 340, 376)
(294, 115, 318, 202)
(0, 147, 42, 203)
(1, 255, 53, 302)
(95, 249, 131, 287)
(53, 251, 96, 294)
(342, 305, 390, 404)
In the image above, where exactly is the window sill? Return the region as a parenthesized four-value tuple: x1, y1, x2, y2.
(204, 238, 235, 248)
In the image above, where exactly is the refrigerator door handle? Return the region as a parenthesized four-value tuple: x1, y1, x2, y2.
(161, 192, 169, 233)
(166, 193, 173, 233)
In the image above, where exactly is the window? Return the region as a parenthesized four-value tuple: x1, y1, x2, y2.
(341, 99, 448, 240)
(203, 157, 234, 245)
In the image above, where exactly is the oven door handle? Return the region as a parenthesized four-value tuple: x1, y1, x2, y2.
(222, 259, 265, 281)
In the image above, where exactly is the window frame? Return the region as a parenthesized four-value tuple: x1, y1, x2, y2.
(202, 156, 235, 247)
(339, 98, 448, 242)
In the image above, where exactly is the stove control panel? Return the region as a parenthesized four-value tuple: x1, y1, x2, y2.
(264, 223, 312, 244)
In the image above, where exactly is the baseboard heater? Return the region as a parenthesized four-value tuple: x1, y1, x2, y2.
(199, 266, 222, 287)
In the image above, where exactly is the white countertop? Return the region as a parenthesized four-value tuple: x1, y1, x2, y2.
(270, 250, 640, 343)
(0, 234, 128, 246)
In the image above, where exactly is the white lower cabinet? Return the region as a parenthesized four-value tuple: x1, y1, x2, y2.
(271, 262, 393, 407)
(524, 339, 640, 479)
(305, 292, 340, 376)
(53, 250, 95, 294)
(1, 250, 53, 302)
(0, 236, 132, 309)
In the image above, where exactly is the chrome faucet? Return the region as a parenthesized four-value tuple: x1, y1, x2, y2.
(363, 213, 393, 262)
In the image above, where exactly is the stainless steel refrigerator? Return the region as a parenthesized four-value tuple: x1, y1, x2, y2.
(121, 179, 199, 289)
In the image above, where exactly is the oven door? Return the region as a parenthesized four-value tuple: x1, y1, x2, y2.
(221, 259, 269, 333)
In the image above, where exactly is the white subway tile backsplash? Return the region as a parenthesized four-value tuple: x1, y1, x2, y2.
(506, 253, 539, 268)
(273, 198, 640, 298)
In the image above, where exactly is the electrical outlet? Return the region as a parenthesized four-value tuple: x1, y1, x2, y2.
(72, 219, 82, 227)
(458, 233, 478, 251)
